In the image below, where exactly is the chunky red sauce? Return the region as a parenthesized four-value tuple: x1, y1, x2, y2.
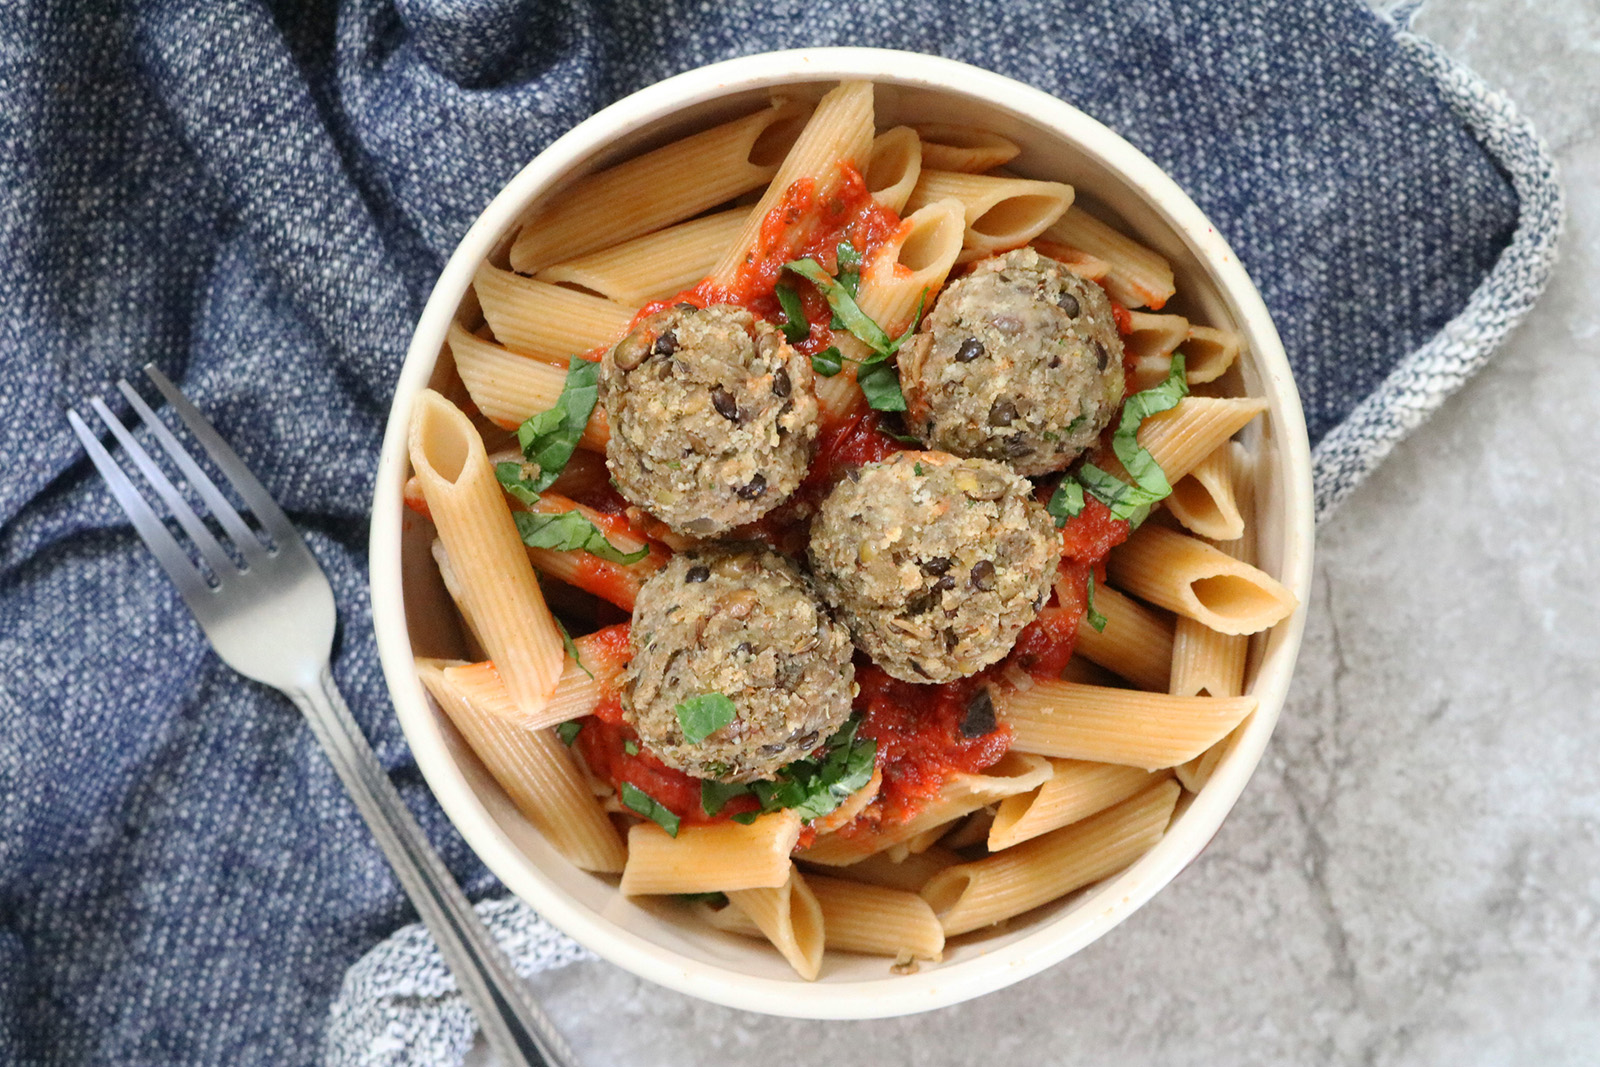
(632, 164, 907, 350)
(845, 664, 1013, 831)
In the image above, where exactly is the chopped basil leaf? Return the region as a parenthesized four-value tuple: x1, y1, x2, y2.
(554, 616, 593, 679)
(1054, 356, 1190, 525)
(835, 239, 863, 275)
(494, 461, 544, 507)
(1084, 571, 1108, 633)
(514, 510, 650, 565)
(773, 283, 810, 344)
(620, 782, 681, 837)
(623, 739, 640, 756)
(857, 359, 906, 412)
(676, 891, 728, 905)
(1046, 477, 1085, 528)
(811, 347, 843, 377)
(701, 778, 751, 816)
(555, 721, 583, 746)
(513, 357, 600, 496)
(914, 462, 925, 476)
(676, 692, 738, 744)
(783, 258, 894, 355)
(730, 811, 761, 825)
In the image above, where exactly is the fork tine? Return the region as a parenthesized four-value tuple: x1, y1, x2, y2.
(139, 365, 304, 551)
(88, 396, 240, 580)
(67, 408, 213, 604)
(115, 378, 267, 561)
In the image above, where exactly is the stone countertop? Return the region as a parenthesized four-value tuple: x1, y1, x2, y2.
(515, 5, 1600, 1062)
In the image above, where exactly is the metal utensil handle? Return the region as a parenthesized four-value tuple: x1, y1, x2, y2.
(288, 664, 577, 1067)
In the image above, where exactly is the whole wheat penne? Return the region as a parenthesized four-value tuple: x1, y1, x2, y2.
(988, 760, 1164, 851)
(509, 100, 810, 272)
(1165, 440, 1245, 541)
(448, 321, 611, 445)
(1043, 207, 1175, 309)
(474, 264, 634, 363)
(922, 779, 1181, 935)
(708, 81, 875, 286)
(534, 207, 751, 307)
(905, 170, 1073, 262)
(620, 810, 802, 896)
(1108, 524, 1295, 636)
(416, 660, 627, 872)
(999, 678, 1256, 769)
(408, 390, 563, 719)
(1182, 324, 1242, 384)
(1066, 584, 1175, 692)
(866, 126, 922, 212)
(913, 124, 1021, 173)
(725, 865, 826, 980)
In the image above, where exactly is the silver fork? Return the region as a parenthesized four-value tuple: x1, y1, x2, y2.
(67, 364, 577, 1067)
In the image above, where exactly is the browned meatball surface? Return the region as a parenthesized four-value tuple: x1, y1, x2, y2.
(901, 248, 1125, 476)
(807, 451, 1060, 683)
(601, 304, 819, 538)
(623, 545, 855, 783)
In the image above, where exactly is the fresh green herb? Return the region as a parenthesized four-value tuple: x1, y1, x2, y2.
(620, 782, 681, 837)
(676, 891, 728, 905)
(877, 417, 923, 445)
(811, 347, 843, 377)
(623, 739, 640, 756)
(1084, 571, 1108, 633)
(555, 721, 583, 746)
(914, 462, 925, 476)
(514, 510, 650, 565)
(699, 717, 877, 824)
(856, 359, 906, 412)
(730, 811, 761, 825)
(1051, 356, 1189, 526)
(676, 692, 738, 744)
(508, 357, 601, 497)
(494, 461, 544, 507)
(554, 616, 593, 679)
(834, 240, 863, 303)
(774, 283, 810, 344)
(701, 778, 752, 817)
(783, 258, 894, 355)
(1046, 477, 1085, 528)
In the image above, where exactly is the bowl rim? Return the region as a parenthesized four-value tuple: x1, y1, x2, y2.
(369, 45, 1315, 1019)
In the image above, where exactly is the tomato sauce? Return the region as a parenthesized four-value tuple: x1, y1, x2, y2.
(845, 664, 1013, 830)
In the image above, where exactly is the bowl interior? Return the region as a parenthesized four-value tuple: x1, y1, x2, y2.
(373, 49, 1313, 1018)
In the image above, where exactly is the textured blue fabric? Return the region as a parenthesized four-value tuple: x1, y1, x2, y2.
(0, 1, 1555, 1064)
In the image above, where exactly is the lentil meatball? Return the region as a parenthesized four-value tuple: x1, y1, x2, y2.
(807, 451, 1060, 683)
(901, 247, 1125, 476)
(601, 304, 819, 538)
(623, 545, 855, 783)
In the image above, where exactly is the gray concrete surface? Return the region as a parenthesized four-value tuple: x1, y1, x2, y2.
(515, 5, 1600, 1062)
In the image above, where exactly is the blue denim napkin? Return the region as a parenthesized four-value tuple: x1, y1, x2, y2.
(0, 1, 1560, 1065)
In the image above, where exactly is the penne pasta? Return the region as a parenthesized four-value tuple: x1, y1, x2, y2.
(1066, 584, 1175, 692)
(434, 624, 629, 729)
(1108, 524, 1296, 636)
(1042, 207, 1176, 309)
(473, 264, 634, 363)
(1123, 311, 1191, 392)
(865, 126, 923, 212)
(1182, 324, 1243, 384)
(905, 170, 1073, 262)
(508, 101, 810, 272)
(416, 660, 627, 873)
(921, 779, 1181, 936)
(619, 810, 803, 896)
(708, 81, 875, 286)
(448, 321, 611, 444)
(725, 865, 826, 981)
(1135, 395, 1268, 486)
(1165, 440, 1246, 541)
(408, 390, 564, 720)
(804, 846, 963, 894)
(798, 752, 1052, 866)
(534, 207, 751, 307)
(912, 124, 1021, 173)
(806, 875, 944, 961)
(988, 760, 1163, 852)
(999, 678, 1256, 769)
(510, 491, 663, 612)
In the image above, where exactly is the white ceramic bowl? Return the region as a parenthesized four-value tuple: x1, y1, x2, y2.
(370, 47, 1314, 1019)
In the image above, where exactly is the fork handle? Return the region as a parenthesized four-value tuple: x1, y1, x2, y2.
(288, 664, 577, 1067)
